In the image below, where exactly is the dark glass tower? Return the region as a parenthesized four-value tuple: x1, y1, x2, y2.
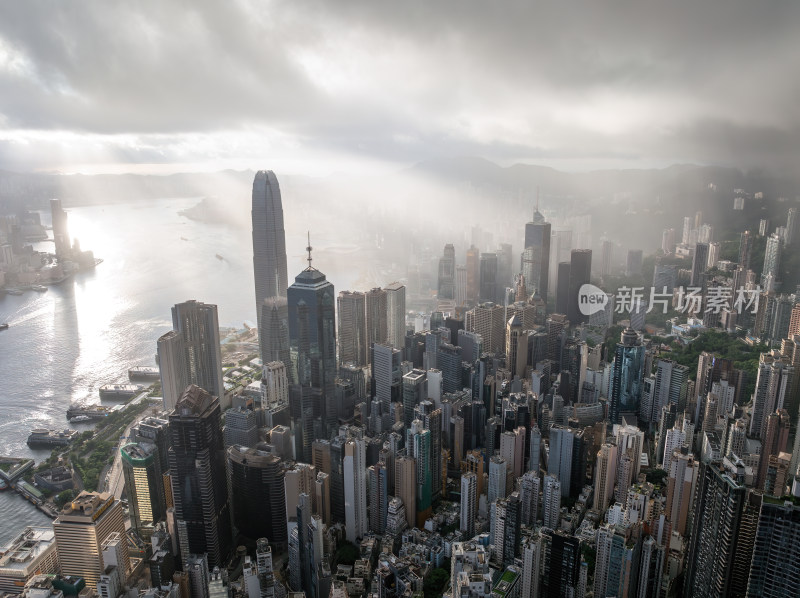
(227, 443, 288, 550)
(252, 170, 289, 326)
(567, 249, 592, 324)
(555, 262, 571, 316)
(287, 242, 336, 447)
(610, 328, 645, 424)
(522, 209, 551, 301)
(168, 385, 232, 569)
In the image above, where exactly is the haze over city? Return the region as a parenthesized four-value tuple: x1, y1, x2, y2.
(2, 3, 800, 598)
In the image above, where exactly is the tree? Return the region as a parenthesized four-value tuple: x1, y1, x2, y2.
(55, 490, 74, 508)
(424, 568, 449, 598)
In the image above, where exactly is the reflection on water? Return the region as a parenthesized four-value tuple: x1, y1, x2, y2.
(0, 198, 366, 538)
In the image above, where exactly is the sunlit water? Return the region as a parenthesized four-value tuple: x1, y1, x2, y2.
(0, 198, 367, 543)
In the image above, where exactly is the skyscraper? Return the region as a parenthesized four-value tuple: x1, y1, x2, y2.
(52, 492, 129, 587)
(739, 230, 753, 270)
(522, 208, 551, 301)
(479, 253, 498, 304)
(593, 443, 618, 512)
(438, 244, 456, 299)
(344, 437, 368, 542)
(684, 460, 748, 598)
(407, 420, 432, 527)
(460, 472, 477, 539)
(337, 291, 367, 367)
(394, 455, 417, 530)
(50, 199, 71, 258)
(251, 171, 288, 323)
(567, 249, 592, 324)
(610, 328, 645, 424)
(542, 475, 561, 529)
(384, 282, 406, 349)
(168, 385, 232, 569)
(259, 297, 291, 380)
(691, 242, 709, 287)
(746, 495, 800, 597)
(227, 444, 287, 549)
(365, 287, 388, 355)
(555, 262, 571, 317)
(287, 245, 337, 438)
(762, 233, 782, 285)
(157, 300, 225, 411)
(120, 442, 164, 534)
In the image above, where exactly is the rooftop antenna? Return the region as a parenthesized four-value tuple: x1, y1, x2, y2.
(306, 231, 313, 269)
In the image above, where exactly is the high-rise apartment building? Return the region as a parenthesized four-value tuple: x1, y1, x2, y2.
(460, 472, 477, 539)
(344, 437, 368, 542)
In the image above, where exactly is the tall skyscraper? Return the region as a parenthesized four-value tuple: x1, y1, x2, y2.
(337, 291, 367, 367)
(344, 437, 368, 542)
(691, 242, 709, 287)
(438, 244, 456, 299)
(50, 199, 71, 258)
(407, 420, 432, 527)
(542, 474, 561, 529)
(287, 245, 337, 438)
(368, 461, 389, 535)
(460, 472, 477, 539)
(665, 448, 698, 536)
(384, 282, 406, 349)
(394, 455, 416, 530)
(479, 253, 498, 304)
(168, 385, 232, 568)
(762, 233, 782, 285)
(739, 230, 754, 270)
(227, 444, 287, 549)
(593, 442, 618, 512)
(120, 442, 164, 534)
(684, 460, 748, 598)
(259, 297, 291, 377)
(547, 425, 586, 498)
(555, 261, 571, 317)
(52, 492, 129, 587)
(521, 208, 552, 301)
(567, 249, 592, 324)
(157, 300, 225, 411)
(747, 495, 800, 597)
(610, 328, 645, 424)
(749, 351, 793, 440)
(251, 171, 288, 323)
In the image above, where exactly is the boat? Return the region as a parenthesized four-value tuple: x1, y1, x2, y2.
(27, 428, 79, 447)
(5, 288, 23, 295)
(128, 366, 160, 382)
(99, 383, 144, 401)
(0, 323, 8, 331)
(181, 236, 188, 241)
(31, 285, 48, 292)
(215, 254, 224, 261)
(70, 415, 92, 423)
(66, 404, 112, 420)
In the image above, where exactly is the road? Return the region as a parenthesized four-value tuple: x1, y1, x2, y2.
(103, 404, 157, 499)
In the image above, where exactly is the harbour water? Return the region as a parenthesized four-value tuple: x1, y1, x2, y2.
(0, 197, 370, 544)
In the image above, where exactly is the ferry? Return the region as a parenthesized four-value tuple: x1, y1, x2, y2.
(215, 254, 224, 261)
(27, 428, 78, 447)
(0, 323, 8, 331)
(99, 384, 144, 401)
(70, 415, 92, 423)
(128, 366, 160, 382)
(181, 236, 188, 241)
(31, 285, 48, 292)
(66, 404, 113, 420)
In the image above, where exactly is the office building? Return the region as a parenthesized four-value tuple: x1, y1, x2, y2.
(157, 300, 225, 411)
(438, 244, 456, 300)
(547, 426, 586, 498)
(223, 406, 258, 448)
(407, 420, 432, 527)
(0, 527, 59, 594)
(385, 282, 406, 349)
(394, 456, 417, 530)
(344, 437, 368, 542)
(465, 302, 505, 354)
(227, 444, 287, 548)
(52, 492, 129, 587)
(368, 461, 389, 536)
(168, 385, 232, 568)
(337, 291, 367, 367)
(287, 249, 337, 436)
(691, 242, 709, 287)
(522, 208, 551, 300)
(251, 170, 289, 325)
(750, 351, 794, 440)
(610, 328, 645, 424)
(479, 253, 498, 304)
(365, 287, 388, 352)
(567, 249, 592, 324)
(259, 297, 291, 377)
(50, 199, 71, 258)
(121, 442, 164, 534)
(763, 233, 782, 282)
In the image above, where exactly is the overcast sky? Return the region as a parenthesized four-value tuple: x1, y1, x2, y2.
(1, 1, 799, 175)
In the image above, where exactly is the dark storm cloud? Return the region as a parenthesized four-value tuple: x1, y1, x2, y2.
(1, 0, 799, 171)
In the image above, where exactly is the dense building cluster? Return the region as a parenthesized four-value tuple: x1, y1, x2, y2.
(5, 173, 800, 598)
